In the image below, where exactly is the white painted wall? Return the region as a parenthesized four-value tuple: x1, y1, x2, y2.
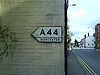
(85, 36, 95, 48)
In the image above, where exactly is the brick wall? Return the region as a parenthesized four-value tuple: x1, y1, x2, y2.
(95, 24, 100, 49)
(0, 0, 65, 75)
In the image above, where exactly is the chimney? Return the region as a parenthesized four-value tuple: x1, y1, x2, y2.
(84, 34, 86, 38)
(88, 33, 89, 37)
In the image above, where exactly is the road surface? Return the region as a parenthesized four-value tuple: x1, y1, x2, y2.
(67, 50, 89, 75)
(72, 48, 100, 75)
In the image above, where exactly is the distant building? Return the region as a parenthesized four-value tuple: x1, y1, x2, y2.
(85, 36, 95, 48)
(80, 33, 95, 48)
(95, 23, 100, 49)
(80, 38, 86, 48)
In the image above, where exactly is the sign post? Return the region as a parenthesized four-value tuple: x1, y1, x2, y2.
(31, 26, 62, 43)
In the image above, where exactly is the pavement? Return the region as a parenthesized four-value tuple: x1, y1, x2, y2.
(73, 47, 100, 52)
(67, 50, 89, 75)
(95, 49, 100, 51)
(72, 47, 94, 50)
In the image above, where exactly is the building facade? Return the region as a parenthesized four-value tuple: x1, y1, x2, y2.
(0, 0, 65, 75)
(80, 34, 95, 48)
(80, 38, 86, 48)
(95, 23, 100, 49)
(85, 36, 95, 48)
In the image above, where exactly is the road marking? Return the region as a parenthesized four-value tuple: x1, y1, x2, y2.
(73, 52, 97, 75)
(78, 56, 97, 75)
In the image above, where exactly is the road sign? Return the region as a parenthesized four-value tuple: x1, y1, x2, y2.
(31, 26, 62, 43)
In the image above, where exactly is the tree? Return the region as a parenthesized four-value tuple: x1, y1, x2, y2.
(74, 39, 79, 47)
(67, 25, 72, 48)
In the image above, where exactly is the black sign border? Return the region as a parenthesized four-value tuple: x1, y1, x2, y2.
(31, 26, 63, 43)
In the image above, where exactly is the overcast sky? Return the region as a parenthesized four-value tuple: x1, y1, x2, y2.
(68, 0, 100, 42)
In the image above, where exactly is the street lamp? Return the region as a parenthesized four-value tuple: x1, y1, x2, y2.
(65, 0, 76, 50)
(87, 27, 95, 50)
(87, 27, 95, 35)
(68, 4, 76, 6)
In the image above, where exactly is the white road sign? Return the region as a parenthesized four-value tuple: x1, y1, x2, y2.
(31, 26, 62, 43)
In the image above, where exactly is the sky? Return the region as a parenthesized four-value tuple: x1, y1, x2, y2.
(68, 0, 100, 42)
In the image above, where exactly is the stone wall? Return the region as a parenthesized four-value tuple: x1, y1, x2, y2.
(0, 0, 65, 75)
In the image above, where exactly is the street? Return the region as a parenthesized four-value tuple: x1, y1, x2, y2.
(68, 48, 100, 75)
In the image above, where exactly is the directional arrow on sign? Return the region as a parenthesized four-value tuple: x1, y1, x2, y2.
(31, 26, 62, 43)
